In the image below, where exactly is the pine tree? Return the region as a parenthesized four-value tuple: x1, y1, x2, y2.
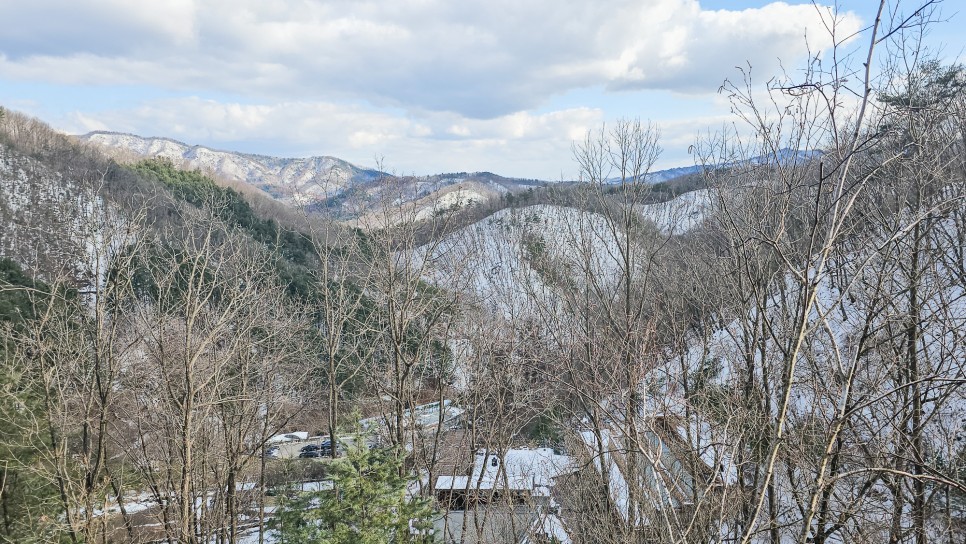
(271, 439, 434, 544)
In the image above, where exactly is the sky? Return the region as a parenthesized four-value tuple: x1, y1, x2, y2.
(0, 1, 961, 180)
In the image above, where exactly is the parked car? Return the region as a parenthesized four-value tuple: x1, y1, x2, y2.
(298, 449, 327, 459)
(300, 440, 333, 457)
(263, 445, 280, 458)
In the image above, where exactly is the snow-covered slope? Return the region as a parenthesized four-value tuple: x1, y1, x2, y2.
(81, 131, 382, 205)
(81, 133, 548, 218)
(637, 188, 714, 233)
(351, 179, 511, 228)
(418, 203, 621, 318)
(0, 145, 117, 286)
(421, 189, 711, 318)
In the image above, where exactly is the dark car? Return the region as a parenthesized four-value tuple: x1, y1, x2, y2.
(298, 449, 329, 459)
(299, 440, 333, 457)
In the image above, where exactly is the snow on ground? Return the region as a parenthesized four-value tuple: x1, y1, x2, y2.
(435, 447, 574, 494)
(637, 188, 714, 234)
(419, 203, 626, 321)
(413, 185, 488, 222)
(642, 216, 966, 540)
(83, 132, 364, 203)
(422, 189, 713, 320)
(523, 512, 572, 544)
(0, 146, 114, 286)
(236, 529, 278, 544)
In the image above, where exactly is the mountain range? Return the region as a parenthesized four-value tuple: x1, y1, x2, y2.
(80, 132, 716, 219)
(80, 132, 550, 216)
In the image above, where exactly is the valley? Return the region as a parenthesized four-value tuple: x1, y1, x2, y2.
(1, 4, 965, 543)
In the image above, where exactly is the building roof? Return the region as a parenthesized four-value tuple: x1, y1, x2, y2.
(435, 447, 574, 494)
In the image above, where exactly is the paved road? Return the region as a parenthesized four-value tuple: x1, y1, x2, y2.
(267, 435, 378, 460)
(268, 437, 326, 460)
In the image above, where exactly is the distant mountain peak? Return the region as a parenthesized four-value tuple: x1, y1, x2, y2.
(605, 148, 822, 185)
(79, 132, 553, 220)
(80, 131, 381, 204)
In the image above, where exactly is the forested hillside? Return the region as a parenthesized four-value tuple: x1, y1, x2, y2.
(2, 6, 966, 544)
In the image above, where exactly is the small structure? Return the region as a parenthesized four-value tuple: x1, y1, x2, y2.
(434, 447, 573, 510)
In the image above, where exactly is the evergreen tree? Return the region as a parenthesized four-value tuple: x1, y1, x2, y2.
(271, 439, 434, 544)
(0, 259, 65, 542)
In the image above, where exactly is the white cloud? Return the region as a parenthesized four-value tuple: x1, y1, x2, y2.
(5, 1, 878, 178)
(0, 1, 861, 118)
(0, 0, 197, 57)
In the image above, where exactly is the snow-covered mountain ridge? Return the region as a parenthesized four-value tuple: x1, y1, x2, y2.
(80, 131, 384, 205)
(80, 131, 558, 219)
(80, 131, 713, 215)
(604, 149, 821, 184)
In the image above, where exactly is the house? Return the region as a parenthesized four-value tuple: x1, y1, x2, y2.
(431, 507, 572, 544)
(432, 447, 575, 543)
(434, 447, 573, 509)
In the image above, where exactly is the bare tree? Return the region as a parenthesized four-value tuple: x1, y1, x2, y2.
(121, 204, 308, 543)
